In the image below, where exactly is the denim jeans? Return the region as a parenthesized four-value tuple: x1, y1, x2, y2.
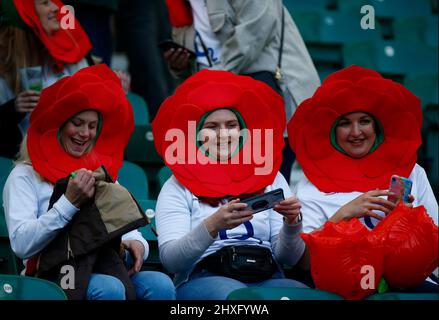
(86, 271, 176, 300)
(176, 270, 308, 300)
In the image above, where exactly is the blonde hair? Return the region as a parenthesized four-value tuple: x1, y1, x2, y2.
(0, 25, 45, 95)
(14, 134, 31, 166)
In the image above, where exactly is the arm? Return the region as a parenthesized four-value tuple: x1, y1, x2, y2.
(3, 167, 78, 259)
(411, 164, 438, 225)
(269, 173, 305, 267)
(218, 0, 278, 73)
(155, 178, 216, 274)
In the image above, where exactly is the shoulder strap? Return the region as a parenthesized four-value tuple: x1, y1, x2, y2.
(275, 8, 285, 81)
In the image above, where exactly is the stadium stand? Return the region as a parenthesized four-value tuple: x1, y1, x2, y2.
(0, 274, 67, 300)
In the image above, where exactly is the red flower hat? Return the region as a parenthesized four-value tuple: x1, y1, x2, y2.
(13, 0, 92, 68)
(288, 65, 422, 193)
(27, 64, 133, 183)
(152, 69, 286, 197)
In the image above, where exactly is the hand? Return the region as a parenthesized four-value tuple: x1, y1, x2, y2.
(331, 189, 396, 223)
(122, 240, 145, 276)
(163, 48, 191, 72)
(64, 169, 95, 208)
(274, 196, 302, 224)
(204, 199, 253, 237)
(15, 90, 40, 113)
(114, 70, 131, 93)
(406, 194, 415, 208)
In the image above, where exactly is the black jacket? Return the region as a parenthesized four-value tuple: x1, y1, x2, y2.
(36, 166, 148, 300)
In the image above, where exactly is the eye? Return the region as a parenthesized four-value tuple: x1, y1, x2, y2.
(70, 119, 82, 127)
(360, 118, 372, 125)
(338, 121, 350, 127)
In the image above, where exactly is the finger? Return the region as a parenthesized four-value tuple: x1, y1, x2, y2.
(235, 210, 253, 218)
(365, 203, 392, 214)
(408, 194, 415, 203)
(370, 197, 396, 210)
(163, 48, 175, 59)
(229, 203, 248, 211)
(22, 90, 41, 96)
(127, 266, 135, 277)
(368, 189, 393, 197)
(364, 210, 383, 220)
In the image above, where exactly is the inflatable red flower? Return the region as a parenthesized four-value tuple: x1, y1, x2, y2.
(373, 202, 439, 289)
(13, 0, 91, 68)
(288, 65, 422, 193)
(302, 218, 385, 300)
(152, 69, 286, 197)
(27, 64, 133, 183)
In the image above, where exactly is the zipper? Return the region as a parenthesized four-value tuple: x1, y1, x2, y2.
(67, 235, 74, 260)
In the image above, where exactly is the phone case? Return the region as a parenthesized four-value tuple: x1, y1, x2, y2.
(157, 40, 196, 58)
(388, 175, 413, 204)
(240, 188, 285, 214)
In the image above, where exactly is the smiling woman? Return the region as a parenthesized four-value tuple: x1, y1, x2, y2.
(34, 0, 60, 35)
(333, 111, 379, 159)
(59, 110, 100, 158)
(2, 65, 176, 300)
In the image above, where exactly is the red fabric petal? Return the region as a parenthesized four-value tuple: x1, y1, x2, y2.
(28, 65, 133, 183)
(152, 70, 285, 197)
(288, 66, 422, 193)
(13, 0, 91, 67)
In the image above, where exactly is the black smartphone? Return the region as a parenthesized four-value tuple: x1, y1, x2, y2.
(240, 188, 285, 214)
(157, 39, 196, 59)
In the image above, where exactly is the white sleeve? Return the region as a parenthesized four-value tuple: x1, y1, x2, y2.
(269, 173, 306, 266)
(155, 177, 215, 274)
(121, 230, 149, 262)
(411, 164, 438, 226)
(296, 179, 330, 233)
(3, 168, 78, 259)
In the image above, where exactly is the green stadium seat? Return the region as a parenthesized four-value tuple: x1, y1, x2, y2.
(394, 16, 438, 47)
(284, 0, 332, 13)
(404, 73, 438, 108)
(137, 199, 161, 269)
(0, 274, 67, 300)
(343, 41, 438, 76)
(365, 292, 439, 300)
(292, 10, 381, 65)
(420, 105, 439, 196)
(117, 160, 149, 200)
(0, 157, 19, 275)
(124, 124, 163, 165)
(226, 287, 343, 300)
(126, 92, 149, 125)
(156, 166, 172, 191)
(338, 0, 432, 17)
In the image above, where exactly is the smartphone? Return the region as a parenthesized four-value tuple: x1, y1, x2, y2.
(240, 188, 285, 214)
(157, 39, 196, 59)
(388, 175, 413, 204)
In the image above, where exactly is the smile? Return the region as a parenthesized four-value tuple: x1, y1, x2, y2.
(71, 138, 88, 146)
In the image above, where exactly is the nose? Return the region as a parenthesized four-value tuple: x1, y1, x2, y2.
(78, 126, 90, 138)
(351, 123, 362, 136)
(49, 1, 59, 13)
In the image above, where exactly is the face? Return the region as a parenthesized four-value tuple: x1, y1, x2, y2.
(34, 0, 59, 36)
(60, 110, 99, 158)
(198, 109, 241, 161)
(335, 112, 377, 158)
